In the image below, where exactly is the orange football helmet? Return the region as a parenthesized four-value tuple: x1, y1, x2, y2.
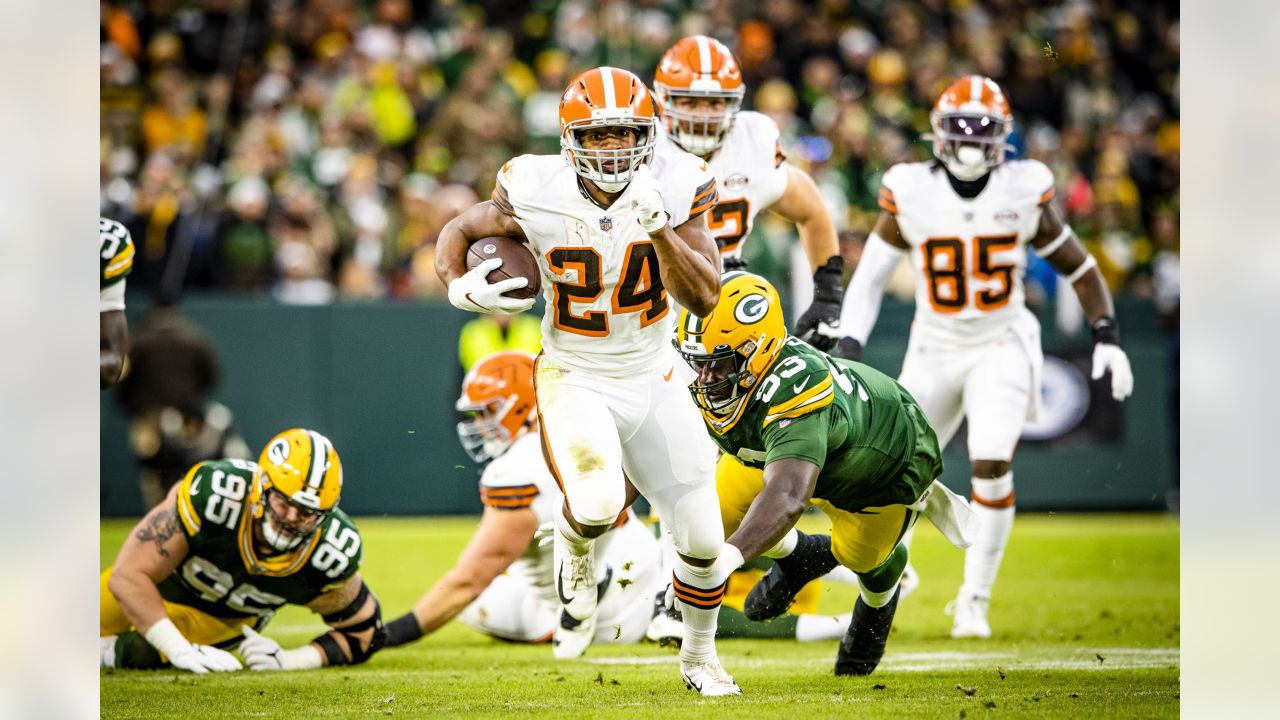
(559, 67, 657, 192)
(928, 75, 1014, 181)
(654, 35, 745, 156)
(456, 350, 537, 463)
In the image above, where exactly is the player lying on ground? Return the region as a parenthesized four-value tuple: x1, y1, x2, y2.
(100, 428, 385, 672)
(654, 35, 844, 348)
(380, 351, 853, 653)
(833, 75, 1134, 639)
(676, 272, 976, 675)
(435, 67, 738, 696)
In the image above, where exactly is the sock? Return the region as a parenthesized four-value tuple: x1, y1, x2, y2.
(962, 472, 1015, 598)
(673, 559, 726, 665)
(100, 636, 117, 668)
(762, 528, 799, 559)
(554, 511, 593, 557)
(857, 543, 908, 608)
(796, 613, 851, 642)
(715, 605, 798, 639)
(383, 612, 424, 647)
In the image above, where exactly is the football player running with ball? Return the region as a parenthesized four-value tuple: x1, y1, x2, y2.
(382, 351, 663, 655)
(435, 68, 739, 696)
(834, 76, 1134, 639)
(675, 272, 976, 676)
(100, 429, 385, 673)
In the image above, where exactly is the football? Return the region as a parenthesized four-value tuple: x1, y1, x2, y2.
(466, 236, 541, 300)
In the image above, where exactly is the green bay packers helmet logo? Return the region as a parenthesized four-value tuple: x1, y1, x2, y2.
(267, 438, 291, 466)
(734, 293, 770, 324)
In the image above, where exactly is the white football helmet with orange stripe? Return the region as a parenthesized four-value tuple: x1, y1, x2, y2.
(559, 67, 658, 193)
(456, 350, 538, 463)
(654, 35, 745, 156)
(928, 75, 1014, 181)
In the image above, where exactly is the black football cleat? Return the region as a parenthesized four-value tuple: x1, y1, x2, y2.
(743, 532, 839, 621)
(835, 587, 901, 676)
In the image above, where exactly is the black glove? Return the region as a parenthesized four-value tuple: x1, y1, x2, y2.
(794, 256, 844, 351)
(832, 337, 863, 362)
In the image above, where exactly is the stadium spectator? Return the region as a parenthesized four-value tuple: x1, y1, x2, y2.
(97, 0, 1178, 305)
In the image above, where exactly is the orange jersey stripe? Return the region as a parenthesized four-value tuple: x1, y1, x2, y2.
(481, 484, 539, 497)
(878, 197, 898, 214)
(689, 188, 719, 218)
(1039, 187, 1055, 205)
(672, 575, 728, 600)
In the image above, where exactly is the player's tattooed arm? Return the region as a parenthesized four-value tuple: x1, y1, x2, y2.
(1031, 203, 1116, 325)
(435, 200, 526, 285)
(653, 211, 721, 316)
(108, 485, 191, 633)
(727, 458, 820, 562)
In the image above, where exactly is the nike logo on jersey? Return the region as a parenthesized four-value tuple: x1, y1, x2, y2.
(793, 377, 809, 394)
(663, 367, 674, 382)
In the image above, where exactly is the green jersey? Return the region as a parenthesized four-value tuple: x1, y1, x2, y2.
(99, 217, 134, 290)
(161, 459, 363, 623)
(703, 337, 942, 512)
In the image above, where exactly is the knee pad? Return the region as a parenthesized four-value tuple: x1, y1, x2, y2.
(665, 485, 724, 560)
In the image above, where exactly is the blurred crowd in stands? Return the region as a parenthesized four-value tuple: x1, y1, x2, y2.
(100, 0, 1178, 315)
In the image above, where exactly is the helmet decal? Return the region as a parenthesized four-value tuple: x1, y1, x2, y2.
(267, 438, 290, 466)
(734, 293, 770, 324)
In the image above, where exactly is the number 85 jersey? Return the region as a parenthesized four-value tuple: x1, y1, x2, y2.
(158, 459, 363, 623)
(883, 159, 1055, 346)
(492, 145, 717, 376)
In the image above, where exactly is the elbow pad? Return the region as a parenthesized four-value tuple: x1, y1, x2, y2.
(313, 588, 386, 666)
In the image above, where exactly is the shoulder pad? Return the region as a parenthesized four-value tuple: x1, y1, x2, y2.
(758, 341, 836, 428)
(99, 218, 135, 288)
(175, 459, 259, 537)
(1008, 158, 1056, 203)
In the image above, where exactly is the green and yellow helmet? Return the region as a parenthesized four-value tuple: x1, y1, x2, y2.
(249, 428, 343, 552)
(674, 271, 788, 416)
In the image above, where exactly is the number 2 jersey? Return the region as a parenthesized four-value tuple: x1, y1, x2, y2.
(492, 145, 718, 376)
(162, 459, 362, 622)
(658, 110, 789, 263)
(700, 337, 941, 512)
(882, 159, 1055, 347)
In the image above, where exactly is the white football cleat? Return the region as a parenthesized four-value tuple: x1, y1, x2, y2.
(948, 592, 992, 639)
(681, 657, 742, 697)
(645, 584, 684, 645)
(552, 609, 596, 660)
(898, 563, 920, 603)
(557, 553, 598, 622)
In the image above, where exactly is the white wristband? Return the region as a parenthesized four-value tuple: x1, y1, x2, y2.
(143, 618, 192, 659)
(279, 644, 324, 670)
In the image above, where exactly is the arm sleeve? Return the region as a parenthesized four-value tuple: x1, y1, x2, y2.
(100, 280, 126, 312)
(839, 232, 906, 344)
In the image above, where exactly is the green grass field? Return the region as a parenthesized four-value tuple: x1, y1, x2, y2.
(100, 513, 1179, 719)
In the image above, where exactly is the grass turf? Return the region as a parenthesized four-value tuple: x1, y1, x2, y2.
(100, 512, 1179, 718)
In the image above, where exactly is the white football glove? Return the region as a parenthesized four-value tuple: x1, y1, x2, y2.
(447, 257, 536, 315)
(533, 521, 556, 551)
(144, 618, 242, 673)
(628, 166, 669, 234)
(710, 542, 745, 586)
(239, 626, 323, 671)
(1092, 343, 1134, 401)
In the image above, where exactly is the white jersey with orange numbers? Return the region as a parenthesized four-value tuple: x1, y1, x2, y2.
(492, 148, 717, 376)
(659, 110, 788, 262)
(882, 158, 1055, 347)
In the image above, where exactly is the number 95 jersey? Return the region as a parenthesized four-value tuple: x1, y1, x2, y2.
(159, 459, 363, 623)
(883, 159, 1055, 346)
(492, 146, 718, 377)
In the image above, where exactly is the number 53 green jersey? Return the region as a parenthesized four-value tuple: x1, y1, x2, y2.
(159, 459, 363, 623)
(702, 337, 943, 513)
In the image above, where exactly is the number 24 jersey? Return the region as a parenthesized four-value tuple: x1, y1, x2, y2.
(882, 159, 1055, 346)
(492, 146, 718, 377)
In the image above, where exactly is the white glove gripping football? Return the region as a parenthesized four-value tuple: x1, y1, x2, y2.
(144, 618, 242, 673)
(1092, 343, 1134, 401)
(239, 625, 323, 671)
(628, 166, 669, 234)
(533, 521, 556, 551)
(447, 257, 536, 315)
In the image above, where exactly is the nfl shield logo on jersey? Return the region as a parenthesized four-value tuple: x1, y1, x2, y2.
(599, 216, 613, 232)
